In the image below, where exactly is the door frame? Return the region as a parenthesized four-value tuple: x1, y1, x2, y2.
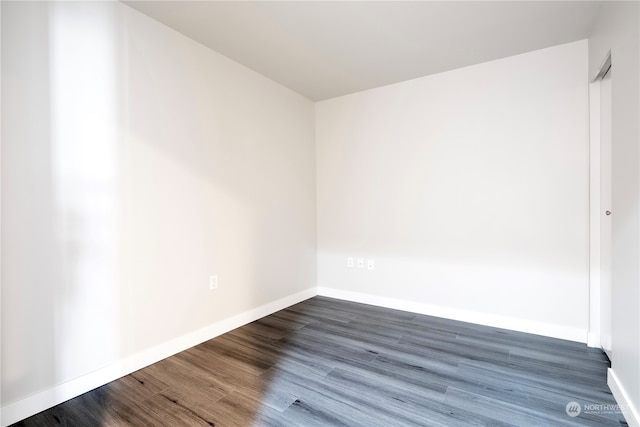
(588, 51, 612, 348)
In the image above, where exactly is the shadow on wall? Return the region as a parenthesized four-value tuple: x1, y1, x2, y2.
(3, 1, 315, 423)
(2, 2, 121, 423)
(1, 0, 59, 414)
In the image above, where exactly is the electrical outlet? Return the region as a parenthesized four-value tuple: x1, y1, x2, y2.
(357, 258, 364, 268)
(367, 259, 375, 270)
(209, 274, 218, 290)
(347, 257, 354, 268)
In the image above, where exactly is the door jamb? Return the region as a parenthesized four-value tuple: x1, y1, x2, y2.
(587, 51, 611, 348)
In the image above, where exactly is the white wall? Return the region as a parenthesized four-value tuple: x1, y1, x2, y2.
(3, 1, 635, 424)
(588, 2, 640, 424)
(0, 2, 3, 422)
(1, 1, 316, 422)
(316, 40, 590, 341)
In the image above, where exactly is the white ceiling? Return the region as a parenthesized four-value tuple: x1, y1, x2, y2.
(122, 1, 603, 101)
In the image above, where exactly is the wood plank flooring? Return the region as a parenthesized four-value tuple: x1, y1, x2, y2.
(13, 296, 628, 426)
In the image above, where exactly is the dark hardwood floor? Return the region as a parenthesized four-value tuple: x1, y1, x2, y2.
(14, 296, 628, 426)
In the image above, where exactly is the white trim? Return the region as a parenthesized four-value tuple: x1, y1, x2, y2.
(588, 77, 602, 348)
(587, 51, 613, 350)
(586, 332, 600, 348)
(608, 368, 640, 427)
(593, 50, 612, 82)
(0, 287, 317, 427)
(318, 287, 587, 343)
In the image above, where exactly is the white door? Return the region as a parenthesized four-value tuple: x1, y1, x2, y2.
(600, 65, 612, 358)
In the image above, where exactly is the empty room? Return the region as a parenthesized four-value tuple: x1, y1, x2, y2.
(1, 1, 639, 426)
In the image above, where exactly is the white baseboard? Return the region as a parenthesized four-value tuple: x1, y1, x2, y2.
(587, 332, 601, 348)
(1, 287, 317, 427)
(317, 286, 587, 343)
(1, 285, 596, 426)
(608, 368, 640, 427)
